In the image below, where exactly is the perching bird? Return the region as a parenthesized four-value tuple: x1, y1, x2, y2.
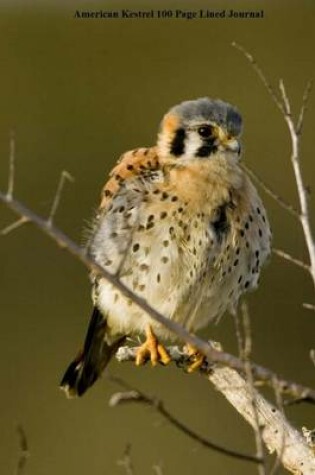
(60, 97, 271, 397)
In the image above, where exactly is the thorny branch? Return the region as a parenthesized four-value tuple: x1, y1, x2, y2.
(108, 374, 262, 465)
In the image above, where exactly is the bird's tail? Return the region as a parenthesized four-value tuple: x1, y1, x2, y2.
(60, 307, 125, 398)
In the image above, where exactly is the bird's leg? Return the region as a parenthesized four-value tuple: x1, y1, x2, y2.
(185, 343, 206, 373)
(135, 325, 171, 366)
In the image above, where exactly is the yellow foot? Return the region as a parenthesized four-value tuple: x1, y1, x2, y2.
(135, 326, 171, 366)
(185, 344, 206, 373)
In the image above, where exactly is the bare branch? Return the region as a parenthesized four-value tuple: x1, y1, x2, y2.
(233, 42, 315, 290)
(232, 310, 245, 359)
(7, 130, 16, 201)
(272, 248, 310, 273)
(303, 303, 315, 312)
(297, 80, 313, 135)
(240, 163, 299, 219)
(15, 425, 29, 475)
(269, 378, 286, 475)
(115, 348, 315, 473)
(108, 374, 262, 465)
(232, 42, 285, 114)
(152, 464, 164, 475)
(241, 302, 267, 475)
(1, 216, 29, 236)
(278, 81, 315, 288)
(310, 350, 315, 367)
(117, 444, 135, 475)
(47, 170, 74, 227)
(210, 367, 315, 474)
(279, 80, 292, 117)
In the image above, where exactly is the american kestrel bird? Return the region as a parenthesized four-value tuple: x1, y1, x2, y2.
(60, 97, 271, 397)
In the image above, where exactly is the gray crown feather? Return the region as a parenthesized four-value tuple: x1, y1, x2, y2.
(169, 97, 242, 136)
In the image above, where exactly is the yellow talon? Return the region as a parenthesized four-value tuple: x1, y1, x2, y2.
(185, 344, 206, 373)
(135, 325, 171, 366)
(157, 343, 172, 365)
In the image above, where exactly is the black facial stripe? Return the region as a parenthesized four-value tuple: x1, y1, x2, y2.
(195, 138, 217, 157)
(170, 128, 186, 157)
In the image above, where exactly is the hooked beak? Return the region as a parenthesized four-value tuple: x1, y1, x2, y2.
(216, 128, 241, 155)
(218, 137, 241, 155)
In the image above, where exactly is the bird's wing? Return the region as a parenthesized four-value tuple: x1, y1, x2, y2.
(99, 146, 160, 211)
(87, 145, 167, 274)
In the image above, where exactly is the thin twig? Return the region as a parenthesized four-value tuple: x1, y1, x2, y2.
(303, 303, 315, 312)
(232, 310, 245, 359)
(152, 464, 164, 475)
(1, 191, 315, 406)
(278, 81, 315, 289)
(233, 42, 315, 290)
(1, 216, 29, 236)
(232, 42, 285, 114)
(310, 350, 315, 367)
(117, 444, 135, 475)
(7, 130, 16, 201)
(47, 170, 74, 227)
(272, 248, 310, 273)
(108, 374, 262, 465)
(240, 163, 299, 219)
(15, 424, 29, 475)
(241, 302, 267, 475)
(279, 80, 291, 116)
(297, 80, 313, 135)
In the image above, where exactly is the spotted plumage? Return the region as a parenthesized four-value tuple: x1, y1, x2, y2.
(61, 97, 271, 397)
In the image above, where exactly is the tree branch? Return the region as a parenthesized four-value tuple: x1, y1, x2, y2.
(117, 444, 135, 475)
(108, 374, 262, 465)
(279, 80, 315, 289)
(115, 347, 315, 474)
(272, 248, 310, 273)
(14, 425, 29, 475)
(233, 42, 315, 290)
(240, 163, 299, 219)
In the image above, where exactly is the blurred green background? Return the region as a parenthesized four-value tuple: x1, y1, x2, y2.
(0, 1, 314, 474)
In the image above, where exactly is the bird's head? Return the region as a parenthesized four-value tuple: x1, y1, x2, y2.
(157, 97, 242, 162)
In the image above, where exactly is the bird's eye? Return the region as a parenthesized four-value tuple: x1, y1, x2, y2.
(197, 125, 213, 138)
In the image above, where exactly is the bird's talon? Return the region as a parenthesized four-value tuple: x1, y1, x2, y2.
(135, 326, 170, 367)
(187, 353, 205, 373)
(157, 344, 171, 365)
(185, 344, 205, 373)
